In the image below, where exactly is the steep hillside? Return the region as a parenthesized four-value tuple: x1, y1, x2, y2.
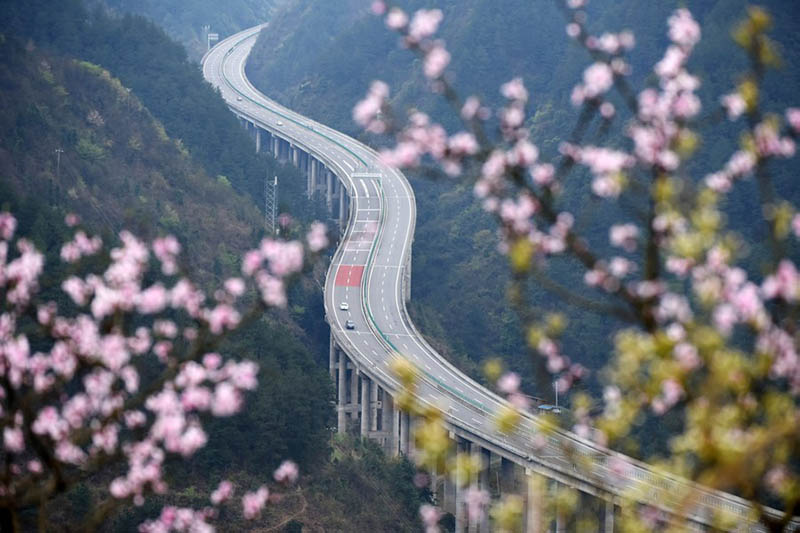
(100, 0, 287, 60)
(0, 2, 430, 529)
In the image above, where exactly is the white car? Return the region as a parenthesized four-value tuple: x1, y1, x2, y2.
(276, 121, 284, 126)
(236, 96, 242, 101)
(345, 320, 355, 330)
(339, 302, 349, 311)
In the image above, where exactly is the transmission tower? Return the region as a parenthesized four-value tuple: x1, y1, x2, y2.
(265, 174, 278, 235)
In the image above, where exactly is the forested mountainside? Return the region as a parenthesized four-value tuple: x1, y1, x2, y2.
(99, 0, 288, 61)
(0, 1, 428, 529)
(247, 0, 800, 396)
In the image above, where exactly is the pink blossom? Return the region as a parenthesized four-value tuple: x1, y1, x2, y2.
(667, 8, 700, 49)
(370, 1, 386, 16)
(423, 44, 450, 79)
(792, 214, 800, 239)
(419, 504, 442, 533)
(152, 236, 181, 276)
(242, 250, 262, 276)
(448, 132, 479, 156)
(211, 480, 234, 505)
(655, 46, 686, 79)
(609, 223, 639, 252)
(762, 260, 800, 302)
(531, 164, 555, 186)
(138, 284, 168, 314)
(0, 212, 16, 241)
(219, 279, 245, 302)
(242, 486, 269, 519)
(65, 213, 79, 227)
(211, 382, 242, 416)
(256, 271, 287, 307)
(306, 222, 328, 252)
(500, 77, 528, 103)
(566, 23, 580, 39)
(385, 8, 408, 30)
(353, 81, 389, 133)
(722, 93, 746, 120)
(408, 9, 443, 43)
(581, 62, 614, 99)
(4, 426, 24, 452)
(497, 372, 520, 394)
(273, 460, 299, 484)
(464, 487, 490, 523)
(205, 304, 240, 335)
(461, 96, 480, 120)
(674, 343, 700, 370)
(786, 108, 800, 133)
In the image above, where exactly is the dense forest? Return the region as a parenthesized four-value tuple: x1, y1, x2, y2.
(247, 0, 800, 399)
(0, 0, 428, 530)
(99, 0, 288, 60)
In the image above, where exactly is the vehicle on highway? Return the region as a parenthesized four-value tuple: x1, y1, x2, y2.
(538, 404, 563, 415)
(276, 121, 284, 126)
(345, 320, 355, 330)
(236, 96, 242, 101)
(340, 302, 349, 311)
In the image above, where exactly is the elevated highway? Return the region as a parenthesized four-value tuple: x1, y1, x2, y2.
(202, 24, 793, 532)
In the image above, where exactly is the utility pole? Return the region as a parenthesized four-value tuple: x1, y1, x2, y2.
(265, 174, 278, 235)
(203, 25, 219, 51)
(554, 380, 559, 408)
(54, 148, 64, 180)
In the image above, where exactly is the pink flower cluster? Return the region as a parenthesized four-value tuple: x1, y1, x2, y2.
(0, 211, 310, 528)
(353, 80, 389, 134)
(380, 6, 450, 80)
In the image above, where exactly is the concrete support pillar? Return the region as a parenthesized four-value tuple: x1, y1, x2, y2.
(328, 332, 336, 380)
(399, 411, 409, 455)
(370, 381, 378, 431)
(339, 186, 347, 229)
(326, 171, 334, 215)
(309, 160, 318, 198)
(255, 128, 261, 153)
(468, 442, 479, 533)
(391, 397, 400, 457)
(292, 146, 299, 167)
(500, 458, 515, 495)
(360, 375, 369, 437)
(479, 447, 491, 533)
(350, 367, 359, 420)
(554, 481, 562, 533)
(604, 500, 614, 533)
(337, 350, 347, 434)
(272, 136, 279, 158)
(525, 471, 545, 533)
(455, 439, 466, 533)
(382, 393, 394, 450)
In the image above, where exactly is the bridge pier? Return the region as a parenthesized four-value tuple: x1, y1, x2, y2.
(309, 159, 318, 199)
(337, 349, 347, 434)
(326, 170, 334, 215)
(255, 127, 261, 153)
(360, 375, 370, 437)
(339, 186, 347, 229)
(604, 499, 615, 533)
(479, 447, 491, 533)
(329, 333, 336, 380)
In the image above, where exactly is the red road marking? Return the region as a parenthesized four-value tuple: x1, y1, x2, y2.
(335, 265, 365, 287)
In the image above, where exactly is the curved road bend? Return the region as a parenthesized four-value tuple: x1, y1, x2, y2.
(202, 25, 788, 530)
